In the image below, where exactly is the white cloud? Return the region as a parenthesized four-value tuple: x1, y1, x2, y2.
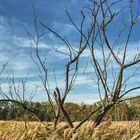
(0, 13, 140, 103)
(74, 74, 94, 86)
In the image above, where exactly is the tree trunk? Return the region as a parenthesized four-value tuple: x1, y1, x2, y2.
(93, 104, 113, 127)
(61, 105, 74, 128)
(53, 109, 60, 128)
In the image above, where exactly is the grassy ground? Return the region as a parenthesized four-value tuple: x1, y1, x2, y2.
(0, 120, 140, 140)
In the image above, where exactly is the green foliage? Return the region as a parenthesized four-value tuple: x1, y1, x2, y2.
(0, 97, 140, 121)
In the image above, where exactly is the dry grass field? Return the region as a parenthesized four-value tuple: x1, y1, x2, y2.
(0, 121, 140, 140)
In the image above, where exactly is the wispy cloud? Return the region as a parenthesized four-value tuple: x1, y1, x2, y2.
(0, 0, 140, 104)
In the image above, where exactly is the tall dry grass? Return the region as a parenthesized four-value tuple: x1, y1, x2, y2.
(0, 120, 140, 140)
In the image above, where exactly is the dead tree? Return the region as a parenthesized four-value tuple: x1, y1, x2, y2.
(30, 8, 90, 128)
(84, 0, 140, 127)
(68, 0, 140, 129)
(30, 0, 140, 129)
(0, 62, 50, 129)
(30, 0, 110, 129)
(1, 0, 139, 132)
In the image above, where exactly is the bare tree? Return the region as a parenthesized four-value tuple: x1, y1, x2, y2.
(0, 0, 140, 135)
(29, 0, 111, 129)
(29, 0, 140, 130)
(0, 62, 50, 129)
(30, 5, 90, 128)
(84, 0, 140, 127)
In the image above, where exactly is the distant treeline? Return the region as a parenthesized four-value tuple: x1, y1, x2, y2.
(0, 97, 140, 121)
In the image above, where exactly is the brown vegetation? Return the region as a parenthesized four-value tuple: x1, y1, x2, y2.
(0, 121, 140, 140)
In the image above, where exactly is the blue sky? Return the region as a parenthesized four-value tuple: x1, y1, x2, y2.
(0, 0, 140, 104)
